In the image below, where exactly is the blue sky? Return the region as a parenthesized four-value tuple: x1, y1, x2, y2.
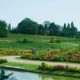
(0, 0, 80, 30)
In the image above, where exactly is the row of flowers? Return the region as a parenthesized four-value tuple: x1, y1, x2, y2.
(21, 46, 80, 62)
(0, 49, 31, 56)
(39, 62, 80, 73)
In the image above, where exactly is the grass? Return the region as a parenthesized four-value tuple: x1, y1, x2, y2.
(0, 42, 77, 50)
(0, 33, 79, 50)
(0, 62, 38, 70)
(0, 62, 80, 78)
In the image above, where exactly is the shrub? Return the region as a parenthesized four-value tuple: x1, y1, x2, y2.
(68, 66, 80, 73)
(0, 58, 7, 63)
(55, 39, 61, 43)
(31, 48, 36, 54)
(21, 53, 36, 60)
(38, 62, 49, 70)
(53, 65, 66, 70)
(49, 38, 61, 43)
(49, 38, 54, 43)
(0, 49, 31, 56)
(16, 39, 33, 43)
(21, 47, 80, 62)
(55, 47, 79, 62)
(38, 63, 80, 73)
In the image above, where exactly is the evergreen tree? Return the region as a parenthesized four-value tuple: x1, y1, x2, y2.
(66, 23, 71, 37)
(61, 23, 67, 37)
(7, 23, 11, 33)
(70, 22, 77, 37)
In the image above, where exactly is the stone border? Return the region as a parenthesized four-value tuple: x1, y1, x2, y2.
(0, 66, 80, 79)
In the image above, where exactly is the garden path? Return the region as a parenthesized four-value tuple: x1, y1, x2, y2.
(0, 56, 80, 68)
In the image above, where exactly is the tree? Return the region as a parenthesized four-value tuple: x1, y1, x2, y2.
(7, 23, 11, 33)
(43, 21, 50, 35)
(11, 27, 19, 33)
(17, 18, 38, 34)
(0, 20, 8, 37)
(66, 23, 71, 37)
(76, 31, 80, 38)
(48, 22, 60, 36)
(70, 22, 77, 37)
(61, 23, 67, 37)
(37, 24, 44, 35)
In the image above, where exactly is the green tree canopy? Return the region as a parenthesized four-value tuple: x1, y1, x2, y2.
(70, 22, 77, 37)
(0, 20, 8, 37)
(48, 22, 60, 36)
(17, 18, 38, 34)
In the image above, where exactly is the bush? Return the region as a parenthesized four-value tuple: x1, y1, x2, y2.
(49, 38, 61, 43)
(0, 49, 31, 56)
(31, 48, 36, 54)
(16, 39, 33, 43)
(53, 65, 66, 70)
(20, 46, 80, 63)
(68, 66, 80, 73)
(39, 63, 80, 73)
(38, 62, 49, 70)
(21, 53, 36, 60)
(49, 38, 54, 43)
(0, 58, 7, 63)
(55, 39, 61, 43)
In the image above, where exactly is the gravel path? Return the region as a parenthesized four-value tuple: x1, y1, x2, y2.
(0, 56, 80, 68)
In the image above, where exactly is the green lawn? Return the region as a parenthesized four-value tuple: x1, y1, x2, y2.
(0, 62, 38, 70)
(0, 34, 79, 50)
(0, 62, 80, 78)
(0, 42, 77, 50)
(0, 33, 80, 43)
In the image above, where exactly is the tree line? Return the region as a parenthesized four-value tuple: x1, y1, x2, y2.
(0, 18, 80, 38)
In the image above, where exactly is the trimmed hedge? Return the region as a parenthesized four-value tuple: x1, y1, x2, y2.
(0, 58, 7, 63)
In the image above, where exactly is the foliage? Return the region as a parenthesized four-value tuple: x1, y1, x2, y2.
(7, 17, 78, 38)
(21, 53, 36, 60)
(0, 20, 8, 37)
(39, 62, 80, 73)
(21, 46, 80, 63)
(48, 22, 60, 36)
(0, 49, 31, 56)
(49, 38, 61, 43)
(61, 22, 77, 38)
(0, 62, 80, 78)
(16, 38, 33, 43)
(55, 47, 80, 61)
(38, 62, 50, 70)
(16, 18, 38, 34)
(0, 58, 7, 63)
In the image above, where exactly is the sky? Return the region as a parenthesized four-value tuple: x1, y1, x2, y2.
(0, 0, 80, 30)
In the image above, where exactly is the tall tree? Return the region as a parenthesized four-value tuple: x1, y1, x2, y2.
(48, 22, 60, 36)
(0, 20, 8, 37)
(7, 23, 11, 33)
(70, 22, 77, 37)
(61, 23, 67, 37)
(66, 23, 71, 37)
(17, 18, 38, 34)
(44, 21, 50, 35)
(37, 24, 44, 35)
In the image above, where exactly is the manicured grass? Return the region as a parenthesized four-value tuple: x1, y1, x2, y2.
(0, 42, 77, 50)
(0, 62, 80, 78)
(0, 62, 38, 70)
(0, 33, 79, 50)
